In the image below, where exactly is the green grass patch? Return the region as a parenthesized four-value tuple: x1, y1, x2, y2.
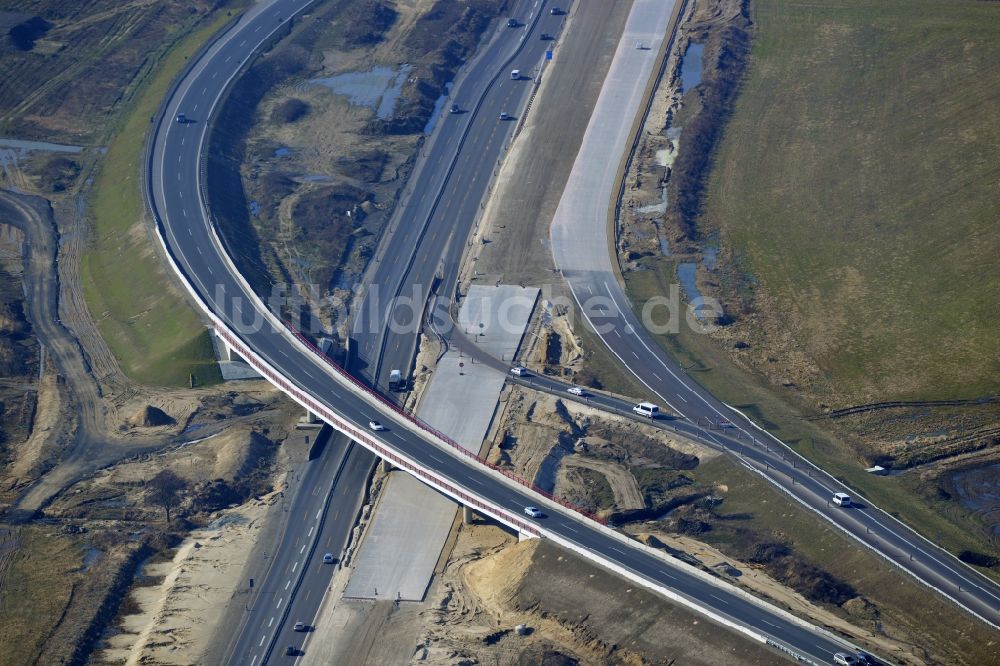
(691, 456, 998, 665)
(625, 255, 1000, 582)
(81, 9, 242, 387)
(704, 0, 1000, 403)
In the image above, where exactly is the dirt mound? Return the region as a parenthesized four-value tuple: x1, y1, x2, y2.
(212, 429, 273, 480)
(464, 539, 781, 665)
(128, 405, 175, 428)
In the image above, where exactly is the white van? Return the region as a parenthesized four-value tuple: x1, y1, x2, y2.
(510, 69, 520, 80)
(832, 492, 852, 507)
(633, 402, 659, 418)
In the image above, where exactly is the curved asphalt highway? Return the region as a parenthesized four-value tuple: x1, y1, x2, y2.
(145, 2, 996, 666)
(148, 1, 859, 663)
(548, 0, 1000, 631)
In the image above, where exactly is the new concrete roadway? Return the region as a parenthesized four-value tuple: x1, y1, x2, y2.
(549, 0, 1000, 632)
(145, 1, 997, 665)
(148, 1, 859, 659)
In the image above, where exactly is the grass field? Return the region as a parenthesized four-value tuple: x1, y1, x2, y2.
(627, 257, 1000, 580)
(80, 8, 241, 387)
(690, 456, 999, 665)
(699, 0, 1000, 405)
(0, 526, 82, 666)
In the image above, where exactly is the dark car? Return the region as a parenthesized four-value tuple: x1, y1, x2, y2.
(550, 7, 563, 15)
(175, 113, 187, 124)
(506, 18, 518, 27)
(286, 645, 296, 656)
(450, 104, 461, 114)
(540, 32, 552, 40)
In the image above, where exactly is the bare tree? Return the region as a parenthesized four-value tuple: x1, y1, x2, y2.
(146, 470, 186, 522)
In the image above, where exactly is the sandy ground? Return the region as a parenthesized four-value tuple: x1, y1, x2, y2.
(491, 385, 717, 486)
(99, 488, 286, 665)
(6, 362, 63, 485)
(626, 527, 918, 660)
(560, 456, 644, 511)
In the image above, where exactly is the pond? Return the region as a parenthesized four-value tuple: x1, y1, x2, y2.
(679, 42, 704, 93)
(310, 64, 412, 120)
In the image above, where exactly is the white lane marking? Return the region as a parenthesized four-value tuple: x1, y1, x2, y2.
(240, 39, 247, 47)
(316, 509, 322, 520)
(250, 656, 258, 666)
(187, 228, 192, 236)
(677, 394, 687, 403)
(196, 246, 203, 255)
(225, 55, 232, 62)
(176, 154, 181, 163)
(212, 71, 218, 79)
(268, 616, 274, 627)
(307, 526, 314, 537)
(563, 524, 580, 534)
(258, 634, 265, 647)
(761, 620, 781, 629)
(182, 209, 188, 218)
(285, 579, 291, 590)
(276, 597, 283, 609)
(193, 103, 198, 112)
(292, 560, 298, 572)
(710, 594, 729, 605)
(180, 136, 185, 146)
(652, 372, 662, 381)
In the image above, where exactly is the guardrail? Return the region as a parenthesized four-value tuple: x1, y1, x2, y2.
(214, 325, 543, 537)
(282, 321, 608, 525)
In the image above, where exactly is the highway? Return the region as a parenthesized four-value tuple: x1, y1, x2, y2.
(350, 0, 566, 391)
(143, 1, 998, 665)
(220, 432, 373, 666)
(548, 0, 1000, 631)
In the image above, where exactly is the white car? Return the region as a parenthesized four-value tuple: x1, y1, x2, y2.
(368, 419, 386, 431)
(499, 111, 511, 121)
(833, 654, 857, 666)
(523, 506, 543, 518)
(293, 621, 307, 632)
(509, 366, 528, 376)
(832, 492, 852, 507)
(567, 386, 586, 396)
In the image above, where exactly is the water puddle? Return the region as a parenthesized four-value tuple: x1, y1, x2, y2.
(679, 42, 704, 93)
(949, 463, 1000, 535)
(423, 82, 453, 135)
(0, 138, 83, 153)
(677, 262, 702, 306)
(310, 64, 412, 120)
(82, 547, 102, 572)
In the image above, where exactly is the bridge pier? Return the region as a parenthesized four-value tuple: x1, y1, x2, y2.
(218, 336, 244, 363)
(297, 408, 322, 429)
(380, 458, 392, 474)
(462, 506, 474, 525)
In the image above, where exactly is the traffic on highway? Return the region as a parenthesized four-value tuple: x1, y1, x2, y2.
(143, 0, 999, 663)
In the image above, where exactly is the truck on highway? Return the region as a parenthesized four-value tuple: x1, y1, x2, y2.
(388, 369, 404, 392)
